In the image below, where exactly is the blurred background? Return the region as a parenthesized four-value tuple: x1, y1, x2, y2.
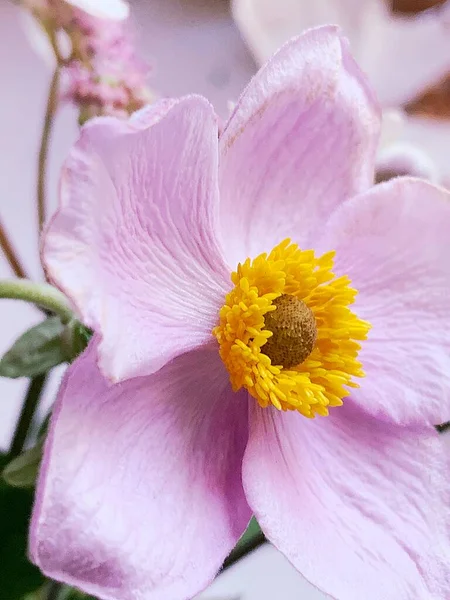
(1, 0, 450, 597)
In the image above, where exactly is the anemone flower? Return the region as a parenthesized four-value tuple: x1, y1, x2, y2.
(232, 0, 450, 185)
(31, 27, 450, 600)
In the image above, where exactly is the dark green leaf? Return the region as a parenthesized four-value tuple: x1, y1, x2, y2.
(22, 582, 98, 600)
(0, 317, 66, 378)
(0, 454, 45, 598)
(3, 439, 44, 488)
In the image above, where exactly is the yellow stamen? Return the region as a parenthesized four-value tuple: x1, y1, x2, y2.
(213, 239, 371, 418)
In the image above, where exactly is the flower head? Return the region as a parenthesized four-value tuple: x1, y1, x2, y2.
(21, 0, 152, 119)
(62, 17, 152, 120)
(32, 27, 450, 600)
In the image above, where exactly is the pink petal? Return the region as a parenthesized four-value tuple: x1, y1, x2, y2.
(232, 0, 450, 107)
(31, 341, 251, 600)
(43, 97, 230, 382)
(316, 177, 450, 427)
(219, 26, 380, 267)
(243, 400, 450, 600)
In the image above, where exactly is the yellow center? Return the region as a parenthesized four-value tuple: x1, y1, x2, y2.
(213, 239, 371, 418)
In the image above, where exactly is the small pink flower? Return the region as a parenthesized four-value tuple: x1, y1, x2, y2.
(21, 0, 151, 118)
(61, 15, 152, 119)
(31, 28, 450, 600)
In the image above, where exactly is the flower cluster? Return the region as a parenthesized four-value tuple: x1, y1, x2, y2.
(24, 0, 152, 119)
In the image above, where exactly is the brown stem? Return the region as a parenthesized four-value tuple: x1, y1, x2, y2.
(37, 65, 61, 233)
(0, 217, 27, 278)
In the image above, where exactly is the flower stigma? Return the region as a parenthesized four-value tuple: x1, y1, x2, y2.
(213, 239, 371, 418)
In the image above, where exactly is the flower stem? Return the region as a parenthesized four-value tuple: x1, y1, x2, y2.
(0, 217, 28, 278)
(37, 64, 61, 233)
(7, 374, 47, 460)
(0, 279, 73, 323)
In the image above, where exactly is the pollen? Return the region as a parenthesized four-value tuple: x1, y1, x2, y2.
(263, 294, 317, 368)
(212, 239, 371, 418)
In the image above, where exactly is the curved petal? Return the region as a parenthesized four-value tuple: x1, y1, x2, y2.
(243, 401, 450, 600)
(316, 177, 450, 426)
(232, 0, 450, 107)
(31, 341, 251, 600)
(219, 26, 380, 267)
(43, 97, 230, 382)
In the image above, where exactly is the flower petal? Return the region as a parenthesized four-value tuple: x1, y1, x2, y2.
(316, 177, 450, 426)
(243, 400, 450, 600)
(232, 0, 450, 106)
(44, 97, 229, 382)
(219, 26, 380, 266)
(31, 341, 251, 600)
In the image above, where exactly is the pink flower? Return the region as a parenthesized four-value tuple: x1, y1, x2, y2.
(21, 0, 151, 118)
(31, 27, 450, 600)
(61, 18, 152, 120)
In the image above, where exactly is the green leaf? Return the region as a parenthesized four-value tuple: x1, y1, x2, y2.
(22, 582, 98, 600)
(3, 439, 44, 488)
(62, 320, 93, 363)
(0, 454, 45, 598)
(0, 317, 66, 378)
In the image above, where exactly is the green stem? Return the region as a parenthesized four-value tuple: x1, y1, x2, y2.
(37, 64, 60, 233)
(8, 374, 47, 460)
(0, 279, 73, 323)
(0, 217, 28, 278)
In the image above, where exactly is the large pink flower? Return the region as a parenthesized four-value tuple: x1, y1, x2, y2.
(31, 27, 450, 600)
